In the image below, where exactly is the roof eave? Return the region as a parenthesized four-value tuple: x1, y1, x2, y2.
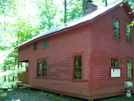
(15, 21, 91, 49)
(123, 2, 134, 19)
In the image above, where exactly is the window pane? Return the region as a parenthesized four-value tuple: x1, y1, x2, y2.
(127, 59, 132, 69)
(42, 68, 47, 77)
(115, 61, 118, 67)
(74, 68, 82, 79)
(74, 55, 82, 67)
(42, 59, 48, 68)
(111, 59, 114, 63)
(126, 36, 131, 42)
(37, 60, 42, 67)
(113, 18, 119, 28)
(114, 28, 120, 39)
(42, 38, 48, 48)
(111, 63, 115, 67)
(127, 59, 133, 78)
(33, 42, 37, 50)
(126, 23, 130, 32)
(37, 68, 41, 76)
(114, 28, 119, 32)
(126, 32, 130, 36)
(114, 32, 120, 39)
(111, 59, 118, 67)
(128, 69, 132, 78)
(126, 23, 131, 42)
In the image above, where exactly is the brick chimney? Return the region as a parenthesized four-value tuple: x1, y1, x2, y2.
(83, 0, 97, 16)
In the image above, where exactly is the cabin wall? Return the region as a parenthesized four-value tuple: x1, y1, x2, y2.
(18, 45, 32, 61)
(91, 6, 134, 97)
(19, 25, 91, 97)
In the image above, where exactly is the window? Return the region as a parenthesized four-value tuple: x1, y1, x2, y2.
(37, 60, 42, 76)
(42, 59, 48, 77)
(33, 41, 37, 50)
(127, 59, 133, 79)
(37, 59, 48, 77)
(42, 38, 48, 48)
(126, 23, 131, 42)
(113, 18, 120, 39)
(111, 58, 118, 67)
(73, 55, 82, 79)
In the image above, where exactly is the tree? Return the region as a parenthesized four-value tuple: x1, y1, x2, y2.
(0, 0, 41, 86)
(35, 0, 60, 30)
(101, 0, 108, 6)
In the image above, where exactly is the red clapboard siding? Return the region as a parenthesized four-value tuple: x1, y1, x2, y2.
(19, 25, 91, 96)
(90, 6, 134, 96)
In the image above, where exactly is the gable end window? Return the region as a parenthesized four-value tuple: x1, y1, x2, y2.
(113, 18, 120, 39)
(42, 38, 48, 48)
(37, 58, 48, 77)
(111, 58, 118, 67)
(73, 55, 82, 80)
(33, 41, 37, 50)
(126, 23, 131, 42)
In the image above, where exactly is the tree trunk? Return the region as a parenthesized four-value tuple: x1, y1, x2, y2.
(105, 0, 108, 6)
(4, 75, 6, 82)
(64, 0, 67, 23)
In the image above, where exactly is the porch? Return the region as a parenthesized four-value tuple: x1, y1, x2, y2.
(17, 71, 28, 84)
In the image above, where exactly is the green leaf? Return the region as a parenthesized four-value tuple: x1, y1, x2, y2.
(120, 4, 124, 7)
(0, 93, 7, 98)
(123, 0, 127, 3)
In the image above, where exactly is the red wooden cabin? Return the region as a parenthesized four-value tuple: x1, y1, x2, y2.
(16, 1, 134, 100)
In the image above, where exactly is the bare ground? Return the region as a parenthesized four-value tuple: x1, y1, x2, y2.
(1, 88, 134, 101)
(0, 88, 83, 101)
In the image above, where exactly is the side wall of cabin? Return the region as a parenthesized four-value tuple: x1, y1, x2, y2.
(18, 45, 32, 62)
(18, 24, 92, 98)
(90, 6, 134, 98)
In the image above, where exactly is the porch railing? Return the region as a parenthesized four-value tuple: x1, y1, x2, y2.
(17, 71, 28, 84)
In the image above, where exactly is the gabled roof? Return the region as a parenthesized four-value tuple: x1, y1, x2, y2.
(16, 1, 133, 49)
